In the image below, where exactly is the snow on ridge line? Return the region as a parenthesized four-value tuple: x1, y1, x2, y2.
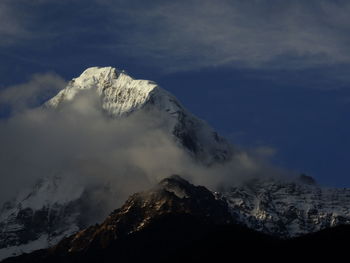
(44, 66, 233, 165)
(45, 66, 163, 116)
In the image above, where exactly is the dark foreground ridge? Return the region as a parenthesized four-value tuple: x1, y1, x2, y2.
(3, 176, 350, 262)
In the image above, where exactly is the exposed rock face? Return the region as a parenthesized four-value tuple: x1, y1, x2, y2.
(0, 176, 107, 260)
(0, 183, 80, 260)
(4, 172, 350, 261)
(50, 175, 232, 254)
(222, 177, 350, 238)
(3, 176, 350, 263)
(1, 177, 275, 263)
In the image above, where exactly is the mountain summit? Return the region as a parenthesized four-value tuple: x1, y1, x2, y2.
(46, 67, 159, 116)
(46, 66, 233, 164)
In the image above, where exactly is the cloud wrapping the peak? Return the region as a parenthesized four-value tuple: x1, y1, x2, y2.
(0, 73, 288, 217)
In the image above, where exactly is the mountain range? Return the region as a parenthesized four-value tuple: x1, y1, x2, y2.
(1, 67, 350, 261)
(2, 175, 350, 262)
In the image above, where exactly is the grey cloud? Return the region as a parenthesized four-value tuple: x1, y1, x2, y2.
(0, 0, 31, 46)
(0, 73, 66, 112)
(0, 74, 289, 215)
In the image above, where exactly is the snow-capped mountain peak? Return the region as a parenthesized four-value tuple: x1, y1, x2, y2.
(0, 67, 235, 260)
(45, 66, 184, 119)
(46, 66, 233, 164)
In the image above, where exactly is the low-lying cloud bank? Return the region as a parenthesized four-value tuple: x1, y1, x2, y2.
(0, 75, 290, 215)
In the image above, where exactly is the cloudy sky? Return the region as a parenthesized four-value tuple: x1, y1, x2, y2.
(1, 0, 350, 186)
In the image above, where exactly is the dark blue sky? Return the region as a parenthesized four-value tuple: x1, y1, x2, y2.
(1, 0, 350, 186)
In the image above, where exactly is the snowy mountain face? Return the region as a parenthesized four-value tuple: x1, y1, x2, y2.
(46, 67, 233, 164)
(0, 176, 110, 261)
(0, 176, 82, 260)
(221, 177, 350, 238)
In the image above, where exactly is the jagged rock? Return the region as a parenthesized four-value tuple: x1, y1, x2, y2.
(3, 176, 350, 263)
(223, 177, 350, 237)
(50, 175, 232, 254)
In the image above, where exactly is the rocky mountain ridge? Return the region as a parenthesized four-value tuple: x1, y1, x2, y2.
(49, 175, 232, 255)
(3, 176, 350, 263)
(222, 176, 350, 238)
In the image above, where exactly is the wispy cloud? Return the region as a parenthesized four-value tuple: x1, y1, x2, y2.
(98, 0, 350, 71)
(0, 73, 66, 113)
(0, 0, 29, 46)
(1, 0, 350, 72)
